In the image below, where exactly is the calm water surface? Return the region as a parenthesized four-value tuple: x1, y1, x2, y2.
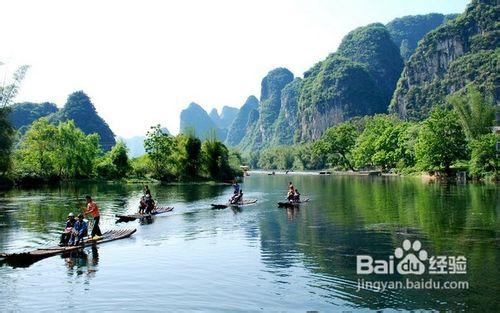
(0, 174, 498, 311)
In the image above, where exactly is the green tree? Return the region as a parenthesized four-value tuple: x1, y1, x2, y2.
(14, 120, 58, 178)
(175, 133, 202, 179)
(0, 64, 29, 175)
(54, 121, 100, 178)
(130, 155, 151, 178)
(372, 122, 410, 171)
(144, 125, 175, 180)
(14, 120, 101, 179)
(415, 108, 467, 174)
(201, 138, 234, 180)
(109, 140, 131, 178)
(314, 123, 358, 170)
(469, 133, 498, 179)
(448, 86, 495, 141)
(352, 115, 401, 170)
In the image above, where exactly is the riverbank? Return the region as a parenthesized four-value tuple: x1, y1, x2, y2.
(248, 170, 399, 177)
(248, 169, 499, 183)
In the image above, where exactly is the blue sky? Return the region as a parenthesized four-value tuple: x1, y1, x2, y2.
(1, 0, 469, 137)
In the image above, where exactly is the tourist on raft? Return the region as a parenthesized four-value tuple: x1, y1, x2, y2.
(230, 190, 243, 204)
(293, 188, 301, 202)
(69, 213, 88, 246)
(59, 212, 76, 246)
(144, 190, 156, 214)
(287, 182, 295, 202)
(139, 195, 147, 214)
(84, 195, 102, 240)
(232, 179, 240, 194)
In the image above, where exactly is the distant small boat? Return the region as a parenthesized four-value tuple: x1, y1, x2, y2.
(116, 207, 174, 222)
(0, 229, 136, 267)
(277, 198, 310, 208)
(211, 199, 257, 209)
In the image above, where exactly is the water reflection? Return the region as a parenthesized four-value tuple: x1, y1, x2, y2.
(251, 175, 498, 311)
(0, 176, 497, 311)
(63, 245, 99, 278)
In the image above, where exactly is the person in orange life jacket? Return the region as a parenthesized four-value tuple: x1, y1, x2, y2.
(84, 195, 102, 240)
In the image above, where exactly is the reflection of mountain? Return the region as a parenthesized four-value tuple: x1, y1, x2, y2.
(251, 175, 498, 311)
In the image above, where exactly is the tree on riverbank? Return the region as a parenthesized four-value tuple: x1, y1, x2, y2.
(13, 120, 101, 180)
(141, 125, 241, 182)
(0, 64, 29, 176)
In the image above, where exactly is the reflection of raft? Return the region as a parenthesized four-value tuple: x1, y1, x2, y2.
(211, 199, 257, 209)
(115, 207, 174, 222)
(0, 229, 136, 267)
(277, 198, 310, 208)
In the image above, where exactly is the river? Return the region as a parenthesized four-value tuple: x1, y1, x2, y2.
(0, 174, 498, 311)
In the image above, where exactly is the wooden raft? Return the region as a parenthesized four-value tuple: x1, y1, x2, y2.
(115, 206, 174, 222)
(277, 198, 310, 208)
(211, 199, 258, 209)
(0, 228, 136, 266)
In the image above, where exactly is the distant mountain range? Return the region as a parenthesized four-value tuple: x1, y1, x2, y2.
(185, 3, 495, 154)
(179, 102, 239, 141)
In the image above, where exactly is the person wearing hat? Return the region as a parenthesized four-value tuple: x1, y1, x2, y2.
(59, 212, 76, 246)
(69, 213, 88, 246)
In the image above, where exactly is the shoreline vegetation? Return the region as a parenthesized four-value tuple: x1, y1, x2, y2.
(0, 87, 497, 191)
(248, 88, 498, 183)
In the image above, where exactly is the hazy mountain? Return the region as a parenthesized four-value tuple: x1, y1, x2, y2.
(8, 102, 58, 132)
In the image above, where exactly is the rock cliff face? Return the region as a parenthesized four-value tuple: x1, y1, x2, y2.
(272, 78, 302, 145)
(47, 91, 116, 151)
(180, 102, 226, 140)
(238, 68, 294, 151)
(297, 55, 385, 141)
(391, 0, 499, 120)
(296, 23, 400, 142)
(225, 96, 259, 146)
(386, 13, 459, 61)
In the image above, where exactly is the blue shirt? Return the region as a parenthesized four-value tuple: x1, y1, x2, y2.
(73, 220, 88, 236)
(233, 183, 240, 193)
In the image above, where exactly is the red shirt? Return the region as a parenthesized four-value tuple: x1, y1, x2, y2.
(86, 201, 100, 218)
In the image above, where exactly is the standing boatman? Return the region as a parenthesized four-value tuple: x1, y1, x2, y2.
(84, 195, 102, 240)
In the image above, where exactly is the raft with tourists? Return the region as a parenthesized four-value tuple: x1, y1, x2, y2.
(277, 181, 309, 208)
(116, 206, 174, 222)
(0, 229, 137, 267)
(211, 179, 257, 209)
(277, 198, 310, 208)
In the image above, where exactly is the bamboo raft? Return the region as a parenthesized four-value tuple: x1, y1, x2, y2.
(211, 199, 257, 209)
(115, 207, 174, 222)
(277, 198, 310, 208)
(0, 229, 136, 267)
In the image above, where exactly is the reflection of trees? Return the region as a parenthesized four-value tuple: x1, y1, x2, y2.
(257, 175, 498, 311)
